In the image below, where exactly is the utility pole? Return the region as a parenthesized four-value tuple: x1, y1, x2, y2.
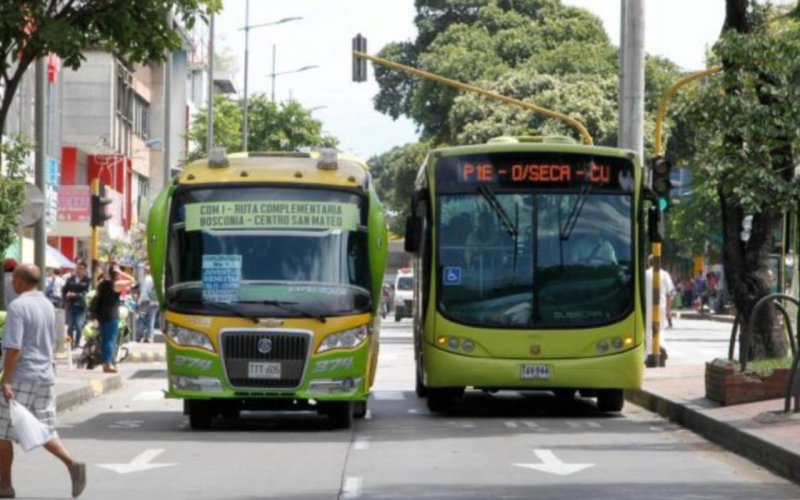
(618, 0, 645, 160)
(34, 57, 47, 289)
(243, 0, 250, 151)
(164, 10, 173, 191)
(207, 13, 215, 152)
(271, 44, 276, 102)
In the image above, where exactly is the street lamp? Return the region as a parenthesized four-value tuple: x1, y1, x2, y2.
(269, 45, 319, 102)
(240, 4, 301, 151)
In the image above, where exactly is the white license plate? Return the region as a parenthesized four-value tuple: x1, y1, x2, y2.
(248, 362, 282, 379)
(520, 364, 551, 380)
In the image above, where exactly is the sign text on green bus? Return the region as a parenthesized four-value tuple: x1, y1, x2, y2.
(185, 201, 359, 232)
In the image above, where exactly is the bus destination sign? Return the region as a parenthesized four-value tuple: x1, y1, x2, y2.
(435, 152, 635, 192)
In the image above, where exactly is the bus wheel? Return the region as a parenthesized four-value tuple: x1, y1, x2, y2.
(354, 401, 368, 419)
(187, 401, 214, 430)
(427, 388, 462, 413)
(327, 402, 354, 429)
(596, 389, 624, 412)
(415, 367, 428, 398)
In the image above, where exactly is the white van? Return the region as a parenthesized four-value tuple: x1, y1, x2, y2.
(394, 270, 414, 322)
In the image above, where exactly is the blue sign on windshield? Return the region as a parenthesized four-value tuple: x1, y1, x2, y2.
(443, 267, 462, 286)
(202, 255, 242, 303)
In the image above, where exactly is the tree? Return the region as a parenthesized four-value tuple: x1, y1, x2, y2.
(187, 94, 338, 160)
(673, 0, 800, 360)
(368, 142, 432, 235)
(0, 138, 31, 307)
(0, 0, 221, 143)
(373, 0, 682, 148)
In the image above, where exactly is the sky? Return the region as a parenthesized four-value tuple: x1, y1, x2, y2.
(212, 0, 730, 160)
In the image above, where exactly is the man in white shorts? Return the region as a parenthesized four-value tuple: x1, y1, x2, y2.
(0, 264, 86, 498)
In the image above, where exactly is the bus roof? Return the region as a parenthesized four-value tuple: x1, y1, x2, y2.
(428, 136, 638, 162)
(177, 151, 370, 190)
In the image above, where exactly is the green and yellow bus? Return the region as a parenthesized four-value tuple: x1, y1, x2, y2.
(147, 149, 388, 429)
(405, 135, 645, 413)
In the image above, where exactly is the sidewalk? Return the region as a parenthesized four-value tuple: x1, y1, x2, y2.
(627, 364, 800, 484)
(672, 309, 737, 324)
(53, 367, 122, 414)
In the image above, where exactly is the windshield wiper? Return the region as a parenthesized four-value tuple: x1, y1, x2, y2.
(560, 184, 592, 242)
(178, 299, 259, 324)
(478, 185, 518, 240)
(478, 185, 520, 275)
(259, 300, 327, 324)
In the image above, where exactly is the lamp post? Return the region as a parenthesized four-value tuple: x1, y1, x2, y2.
(241, 5, 301, 152)
(269, 44, 319, 102)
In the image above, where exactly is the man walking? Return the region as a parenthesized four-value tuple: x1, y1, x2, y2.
(136, 264, 158, 343)
(0, 264, 86, 498)
(63, 260, 91, 348)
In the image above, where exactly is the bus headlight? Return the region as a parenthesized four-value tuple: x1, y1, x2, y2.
(166, 323, 215, 352)
(318, 325, 369, 353)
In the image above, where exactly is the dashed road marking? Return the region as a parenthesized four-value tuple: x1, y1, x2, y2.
(354, 436, 370, 451)
(566, 421, 601, 429)
(342, 477, 362, 499)
(372, 391, 405, 401)
(504, 421, 540, 429)
(133, 391, 164, 401)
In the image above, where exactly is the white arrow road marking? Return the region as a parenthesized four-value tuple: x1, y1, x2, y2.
(98, 449, 177, 474)
(513, 449, 594, 476)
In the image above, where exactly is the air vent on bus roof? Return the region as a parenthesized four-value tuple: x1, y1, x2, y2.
(248, 152, 312, 158)
(487, 135, 578, 145)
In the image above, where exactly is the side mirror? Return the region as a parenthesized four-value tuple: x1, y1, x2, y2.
(404, 215, 420, 253)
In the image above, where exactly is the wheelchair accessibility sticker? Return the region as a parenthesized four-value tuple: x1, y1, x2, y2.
(443, 267, 462, 286)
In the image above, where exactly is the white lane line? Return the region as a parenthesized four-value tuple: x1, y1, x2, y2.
(342, 477, 363, 499)
(133, 391, 164, 401)
(354, 436, 370, 451)
(372, 391, 405, 401)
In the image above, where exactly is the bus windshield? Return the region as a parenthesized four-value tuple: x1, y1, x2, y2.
(167, 187, 372, 317)
(434, 151, 635, 328)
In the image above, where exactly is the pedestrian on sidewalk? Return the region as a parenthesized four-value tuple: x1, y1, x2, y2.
(136, 264, 158, 343)
(645, 256, 675, 361)
(0, 264, 86, 498)
(62, 260, 91, 348)
(2, 259, 17, 309)
(95, 263, 136, 374)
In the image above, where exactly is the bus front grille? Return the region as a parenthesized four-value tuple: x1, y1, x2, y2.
(221, 331, 310, 389)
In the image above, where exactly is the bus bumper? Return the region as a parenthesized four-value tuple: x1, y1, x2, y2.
(164, 342, 372, 403)
(423, 342, 644, 390)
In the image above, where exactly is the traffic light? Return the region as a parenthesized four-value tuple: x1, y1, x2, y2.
(352, 34, 368, 82)
(90, 181, 112, 228)
(651, 156, 672, 211)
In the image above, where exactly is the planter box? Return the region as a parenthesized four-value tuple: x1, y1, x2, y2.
(705, 358, 791, 406)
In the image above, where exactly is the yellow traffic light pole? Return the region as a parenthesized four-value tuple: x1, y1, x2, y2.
(648, 65, 721, 367)
(352, 51, 594, 146)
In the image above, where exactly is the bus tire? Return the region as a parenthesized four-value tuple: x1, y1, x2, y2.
(415, 366, 428, 398)
(327, 402, 354, 429)
(596, 389, 624, 412)
(354, 401, 368, 419)
(553, 389, 576, 400)
(187, 401, 214, 430)
(427, 388, 462, 413)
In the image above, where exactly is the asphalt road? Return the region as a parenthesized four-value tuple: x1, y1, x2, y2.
(9, 319, 800, 500)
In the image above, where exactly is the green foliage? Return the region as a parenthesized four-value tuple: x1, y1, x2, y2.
(0, 138, 31, 256)
(375, 0, 682, 147)
(368, 142, 432, 235)
(187, 94, 339, 160)
(0, 0, 221, 136)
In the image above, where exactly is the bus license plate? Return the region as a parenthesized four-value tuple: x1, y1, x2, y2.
(520, 364, 550, 380)
(248, 362, 282, 379)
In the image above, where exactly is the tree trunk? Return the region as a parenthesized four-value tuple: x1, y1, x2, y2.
(719, 186, 786, 361)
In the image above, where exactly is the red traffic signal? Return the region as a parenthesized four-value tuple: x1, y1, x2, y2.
(90, 182, 112, 228)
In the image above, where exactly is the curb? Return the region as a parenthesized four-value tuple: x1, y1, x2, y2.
(55, 374, 123, 414)
(121, 350, 166, 363)
(673, 311, 736, 324)
(626, 388, 800, 484)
